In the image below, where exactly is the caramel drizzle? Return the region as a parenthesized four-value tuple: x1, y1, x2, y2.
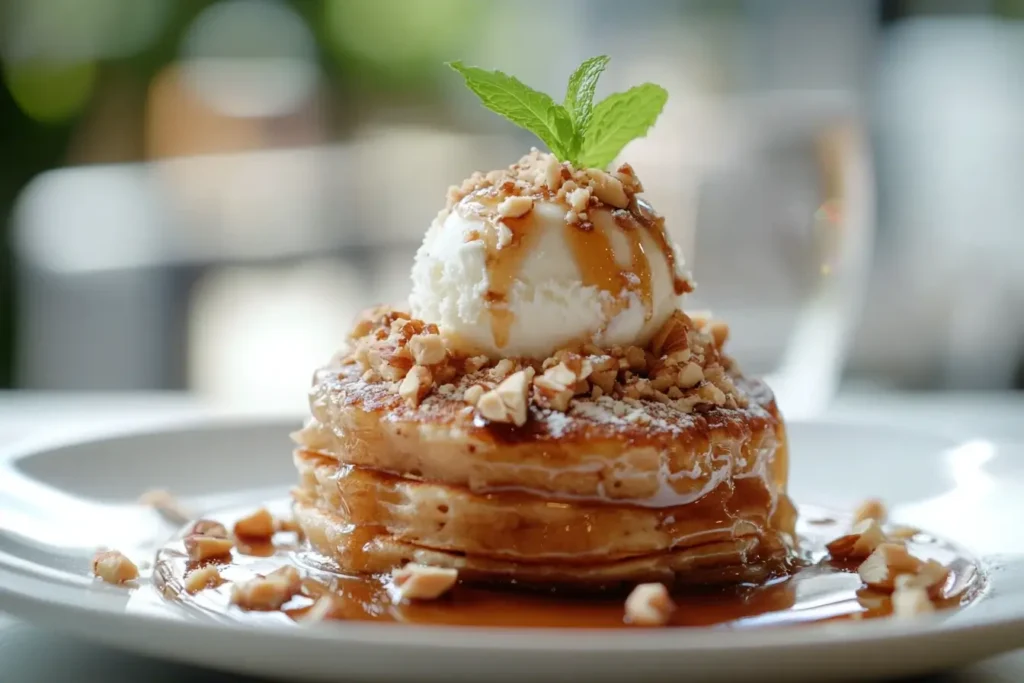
(462, 193, 687, 351)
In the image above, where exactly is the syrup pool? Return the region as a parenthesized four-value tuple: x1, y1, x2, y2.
(150, 501, 984, 630)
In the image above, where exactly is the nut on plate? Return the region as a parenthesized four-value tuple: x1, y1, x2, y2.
(92, 550, 139, 585)
(391, 563, 458, 601)
(233, 507, 275, 540)
(625, 583, 676, 626)
(231, 566, 303, 611)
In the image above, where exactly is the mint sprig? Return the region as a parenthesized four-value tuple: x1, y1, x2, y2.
(447, 56, 666, 169)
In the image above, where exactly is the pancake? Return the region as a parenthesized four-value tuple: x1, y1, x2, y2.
(296, 364, 788, 507)
(294, 450, 785, 563)
(294, 501, 790, 587)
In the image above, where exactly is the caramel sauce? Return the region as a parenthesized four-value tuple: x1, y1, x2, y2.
(459, 191, 689, 352)
(152, 502, 984, 630)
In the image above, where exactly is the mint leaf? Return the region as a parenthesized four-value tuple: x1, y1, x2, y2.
(564, 55, 609, 133)
(447, 61, 572, 160)
(577, 84, 668, 168)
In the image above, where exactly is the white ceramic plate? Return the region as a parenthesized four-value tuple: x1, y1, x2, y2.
(1, 417, 1024, 682)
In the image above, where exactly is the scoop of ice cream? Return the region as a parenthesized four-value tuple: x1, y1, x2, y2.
(409, 152, 691, 360)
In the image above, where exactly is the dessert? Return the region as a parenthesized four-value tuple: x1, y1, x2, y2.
(139, 57, 980, 628)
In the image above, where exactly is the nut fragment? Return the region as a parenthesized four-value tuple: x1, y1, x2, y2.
(184, 565, 223, 594)
(189, 519, 229, 538)
(399, 365, 433, 407)
(624, 583, 675, 626)
(567, 187, 591, 213)
(184, 534, 234, 563)
(587, 169, 629, 208)
(234, 508, 275, 540)
(497, 195, 534, 218)
(894, 560, 950, 599)
(391, 563, 458, 601)
(887, 525, 921, 541)
(826, 519, 887, 560)
(677, 362, 704, 389)
(858, 543, 924, 591)
(855, 588, 889, 611)
(463, 384, 484, 406)
(230, 566, 303, 611)
(138, 489, 192, 524)
(408, 334, 446, 365)
(534, 375, 574, 412)
(852, 498, 887, 525)
(891, 586, 935, 618)
(92, 550, 139, 585)
(299, 595, 338, 622)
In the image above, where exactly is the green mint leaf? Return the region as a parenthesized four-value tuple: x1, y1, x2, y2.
(578, 83, 668, 168)
(447, 61, 572, 160)
(564, 55, 609, 134)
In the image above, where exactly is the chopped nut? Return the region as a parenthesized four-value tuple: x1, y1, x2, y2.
(189, 519, 228, 538)
(497, 195, 534, 218)
(708, 320, 729, 347)
(399, 365, 432, 407)
(567, 187, 591, 213)
(463, 384, 485, 406)
(492, 358, 515, 381)
(852, 498, 887, 525)
(408, 334, 446, 365)
(895, 560, 949, 599)
(299, 595, 338, 622)
(275, 516, 302, 534)
(544, 362, 577, 387)
(588, 169, 629, 208)
(540, 154, 562, 191)
(230, 566, 303, 611)
(184, 534, 234, 563)
(493, 369, 534, 426)
(590, 369, 618, 394)
(855, 588, 889, 611)
(391, 563, 458, 601)
(92, 550, 139, 585)
(476, 389, 510, 423)
(624, 583, 675, 626)
(138, 489, 192, 524)
(184, 565, 223, 594)
(234, 507, 275, 540)
(826, 519, 888, 560)
(534, 375, 574, 412)
(677, 362, 704, 388)
(858, 543, 924, 591)
(891, 586, 935, 618)
(624, 346, 647, 371)
(464, 355, 489, 373)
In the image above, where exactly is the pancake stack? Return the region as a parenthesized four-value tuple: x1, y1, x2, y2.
(291, 308, 797, 588)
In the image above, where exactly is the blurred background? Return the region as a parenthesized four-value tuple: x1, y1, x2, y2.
(0, 0, 1021, 414)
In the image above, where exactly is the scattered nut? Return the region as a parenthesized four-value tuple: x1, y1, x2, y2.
(184, 565, 223, 594)
(894, 560, 949, 599)
(138, 489, 192, 525)
(463, 384, 485, 406)
(624, 583, 675, 626)
(891, 586, 935, 618)
(887, 525, 920, 541)
(677, 362, 704, 389)
(399, 365, 433, 407)
(852, 498, 887, 525)
(858, 543, 924, 591)
(233, 507, 275, 540)
(391, 563, 458, 601)
(231, 566, 303, 611)
(189, 519, 229, 538)
(855, 588, 889, 611)
(497, 195, 534, 218)
(92, 550, 139, 585)
(826, 519, 888, 560)
(184, 534, 234, 563)
(567, 187, 591, 213)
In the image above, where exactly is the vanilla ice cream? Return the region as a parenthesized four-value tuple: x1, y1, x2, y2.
(409, 153, 691, 359)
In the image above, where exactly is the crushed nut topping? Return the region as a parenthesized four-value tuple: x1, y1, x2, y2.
(852, 498, 887, 525)
(184, 565, 224, 594)
(299, 596, 338, 622)
(234, 508, 275, 540)
(497, 195, 534, 218)
(390, 563, 458, 601)
(857, 543, 924, 592)
(184, 534, 234, 563)
(341, 307, 744, 425)
(894, 560, 950, 599)
(887, 525, 920, 541)
(826, 519, 888, 560)
(624, 583, 676, 626)
(231, 566, 303, 611)
(92, 550, 139, 585)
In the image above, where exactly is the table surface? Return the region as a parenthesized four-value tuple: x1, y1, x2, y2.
(1, 389, 1023, 682)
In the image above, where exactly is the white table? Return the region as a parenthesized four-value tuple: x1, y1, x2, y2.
(1, 390, 1023, 682)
